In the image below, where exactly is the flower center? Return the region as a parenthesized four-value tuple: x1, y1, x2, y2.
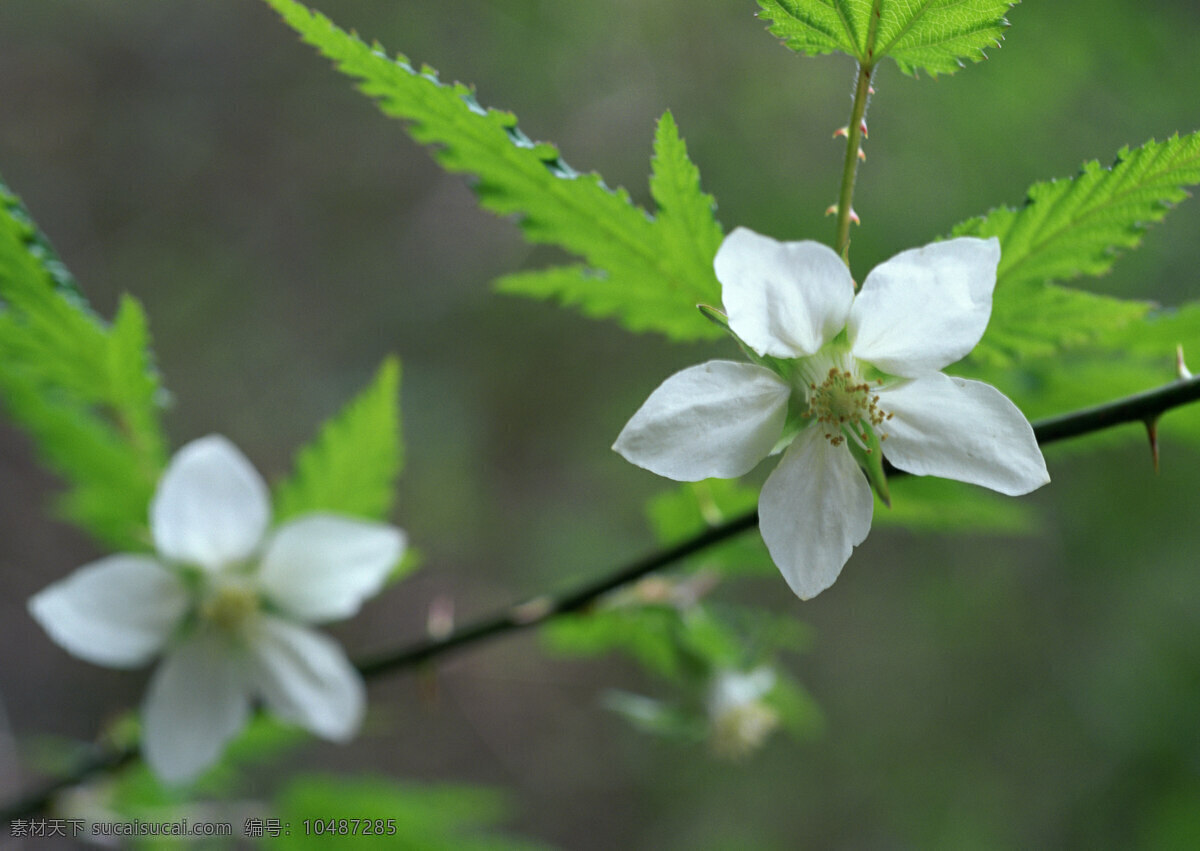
(201, 579, 261, 635)
(710, 700, 780, 760)
(803, 363, 891, 449)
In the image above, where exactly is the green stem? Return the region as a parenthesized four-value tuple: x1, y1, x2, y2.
(833, 0, 882, 262)
(834, 61, 873, 262)
(7, 372, 1200, 819)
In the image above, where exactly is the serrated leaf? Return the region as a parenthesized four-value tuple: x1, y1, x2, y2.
(646, 111, 725, 304)
(875, 476, 1035, 533)
(758, 0, 1015, 77)
(951, 132, 1200, 366)
(0, 175, 166, 549)
(0, 178, 86, 305)
(0, 367, 156, 548)
(107, 296, 168, 464)
(273, 356, 402, 522)
(263, 0, 723, 341)
(961, 303, 1200, 448)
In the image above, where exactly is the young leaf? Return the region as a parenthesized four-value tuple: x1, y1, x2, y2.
(953, 132, 1200, 365)
(273, 356, 403, 522)
(757, 0, 1016, 77)
(262, 0, 724, 341)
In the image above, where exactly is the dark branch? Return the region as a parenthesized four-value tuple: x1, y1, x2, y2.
(356, 371, 1200, 676)
(5, 372, 1200, 821)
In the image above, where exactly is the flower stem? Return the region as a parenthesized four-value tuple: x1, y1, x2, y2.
(834, 61, 873, 263)
(7, 372, 1200, 819)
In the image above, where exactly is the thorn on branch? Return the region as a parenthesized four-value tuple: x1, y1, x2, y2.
(511, 595, 554, 625)
(1144, 417, 1160, 474)
(426, 595, 455, 640)
(1177, 344, 1193, 380)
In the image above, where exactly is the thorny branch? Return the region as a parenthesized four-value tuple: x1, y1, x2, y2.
(5, 372, 1200, 820)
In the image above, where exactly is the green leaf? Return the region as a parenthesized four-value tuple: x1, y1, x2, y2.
(0, 371, 157, 548)
(0, 177, 86, 305)
(262, 0, 724, 341)
(270, 776, 553, 851)
(645, 111, 725, 311)
(953, 132, 1200, 366)
(601, 690, 707, 741)
(757, 0, 1016, 77)
(543, 606, 714, 681)
(646, 480, 775, 578)
(0, 175, 166, 549)
(273, 356, 403, 523)
(875, 476, 1035, 534)
(962, 304, 1200, 450)
(105, 717, 305, 821)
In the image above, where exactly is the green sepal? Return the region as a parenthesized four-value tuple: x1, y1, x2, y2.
(843, 423, 891, 507)
(697, 303, 729, 333)
(698, 303, 791, 378)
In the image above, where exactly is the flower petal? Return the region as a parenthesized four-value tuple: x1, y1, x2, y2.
(28, 555, 187, 668)
(849, 236, 1000, 376)
(717, 227, 854, 358)
(878, 372, 1050, 495)
(257, 515, 405, 624)
(758, 427, 874, 600)
(248, 616, 365, 742)
(151, 435, 271, 571)
(613, 360, 791, 481)
(142, 632, 251, 783)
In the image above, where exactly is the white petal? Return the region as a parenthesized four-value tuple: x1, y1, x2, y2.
(28, 555, 187, 669)
(716, 227, 854, 358)
(248, 616, 365, 742)
(849, 236, 1000, 376)
(257, 515, 405, 624)
(613, 360, 791, 481)
(758, 427, 874, 600)
(151, 435, 271, 571)
(142, 632, 251, 783)
(878, 372, 1050, 495)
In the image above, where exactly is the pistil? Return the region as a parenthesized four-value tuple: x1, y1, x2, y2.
(803, 361, 891, 450)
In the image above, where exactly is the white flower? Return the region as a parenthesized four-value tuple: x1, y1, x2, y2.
(28, 435, 405, 783)
(614, 227, 1049, 599)
(707, 667, 779, 759)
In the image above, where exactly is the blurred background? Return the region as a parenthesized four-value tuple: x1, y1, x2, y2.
(2, 0, 1200, 847)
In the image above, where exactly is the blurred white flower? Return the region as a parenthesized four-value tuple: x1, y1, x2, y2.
(29, 435, 405, 783)
(615, 227, 1049, 599)
(707, 667, 779, 759)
